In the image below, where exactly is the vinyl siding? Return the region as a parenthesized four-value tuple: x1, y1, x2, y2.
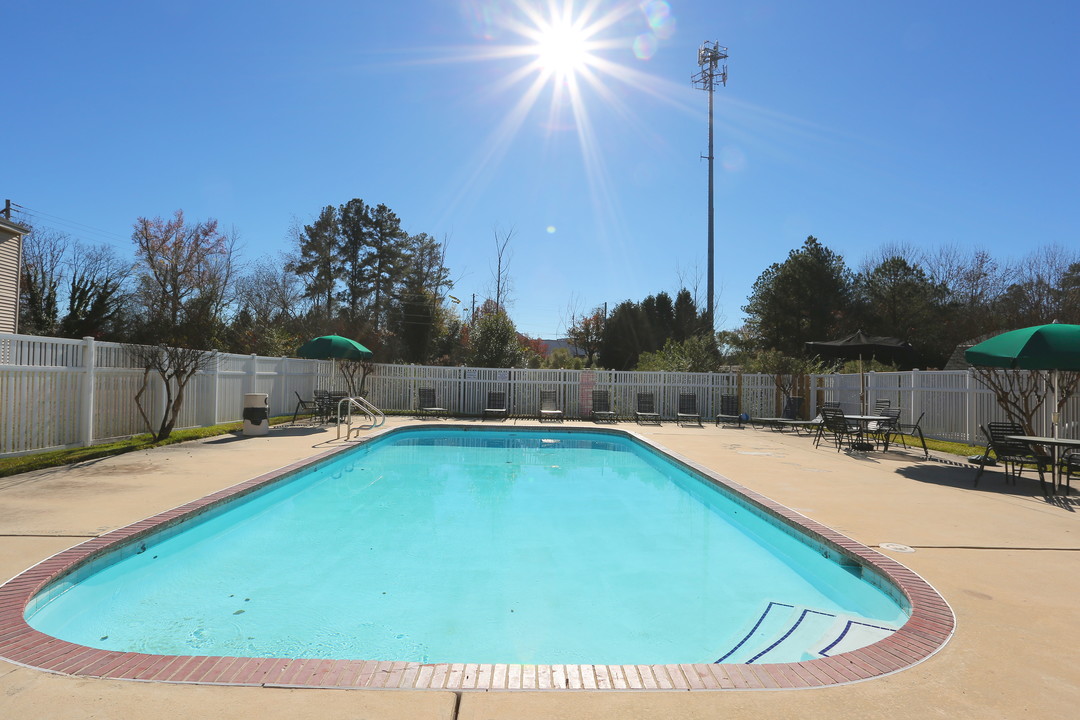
(0, 228, 22, 333)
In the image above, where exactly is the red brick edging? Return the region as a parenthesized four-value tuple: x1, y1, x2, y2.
(0, 425, 954, 690)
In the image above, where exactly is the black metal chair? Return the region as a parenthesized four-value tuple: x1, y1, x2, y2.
(417, 388, 447, 418)
(973, 422, 1051, 492)
(677, 393, 703, 427)
(483, 391, 508, 420)
(635, 393, 661, 425)
(715, 393, 743, 428)
(1062, 452, 1080, 494)
(590, 390, 616, 423)
(292, 391, 319, 424)
(867, 407, 902, 450)
(815, 406, 859, 451)
(891, 411, 929, 459)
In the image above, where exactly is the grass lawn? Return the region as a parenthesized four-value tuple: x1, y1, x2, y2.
(0, 415, 304, 479)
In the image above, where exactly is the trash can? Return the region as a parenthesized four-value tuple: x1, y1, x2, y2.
(243, 393, 269, 436)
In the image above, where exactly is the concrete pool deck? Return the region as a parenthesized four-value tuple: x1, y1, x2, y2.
(1, 418, 1078, 718)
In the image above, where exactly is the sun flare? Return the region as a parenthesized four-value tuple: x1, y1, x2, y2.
(533, 19, 591, 77)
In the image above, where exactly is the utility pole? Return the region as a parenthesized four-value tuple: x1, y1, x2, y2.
(692, 41, 728, 331)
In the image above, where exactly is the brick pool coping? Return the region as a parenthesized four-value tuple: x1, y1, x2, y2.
(0, 424, 954, 691)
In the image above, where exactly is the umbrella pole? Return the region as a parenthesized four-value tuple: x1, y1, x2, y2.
(859, 355, 865, 414)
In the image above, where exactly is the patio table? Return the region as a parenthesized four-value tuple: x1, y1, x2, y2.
(1006, 435, 1080, 494)
(843, 414, 889, 452)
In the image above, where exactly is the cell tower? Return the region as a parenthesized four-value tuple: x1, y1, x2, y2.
(692, 40, 728, 331)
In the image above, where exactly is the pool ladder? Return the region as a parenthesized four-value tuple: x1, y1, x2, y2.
(336, 396, 386, 439)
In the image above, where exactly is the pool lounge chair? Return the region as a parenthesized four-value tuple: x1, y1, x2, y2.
(590, 389, 617, 423)
(891, 411, 930, 459)
(482, 391, 508, 420)
(417, 388, 447, 418)
(752, 396, 805, 432)
(677, 393, 703, 427)
(635, 393, 661, 425)
(715, 393, 743, 428)
(539, 390, 564, 422)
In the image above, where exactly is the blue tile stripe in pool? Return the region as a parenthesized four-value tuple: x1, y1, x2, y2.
(0, 424, 955, 691)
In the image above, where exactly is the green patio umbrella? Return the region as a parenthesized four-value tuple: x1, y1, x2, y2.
(295, 335, 373, 361)
(965, 322, 1080, 438)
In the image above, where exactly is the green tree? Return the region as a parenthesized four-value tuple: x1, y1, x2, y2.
(673, 288, 705, 342)
(599, 300, 650, 370)
(635, 335, 719, 372)
(389, 233, 453, 363)
(287, 205, 340, 327)
(855, 255, 949, 367)
(743, 236, 855, 356)
(469, 303, 523, 368)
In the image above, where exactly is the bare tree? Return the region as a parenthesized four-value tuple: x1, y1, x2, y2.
(489, 226, 515, 313)
(129, 210, 237, 440)
(18, 226, 69, 335)
(60, 243, 131, 339)
(129, 343, 219, 441)
(131, 210, 235, 340)
(566, 305, 606, 367)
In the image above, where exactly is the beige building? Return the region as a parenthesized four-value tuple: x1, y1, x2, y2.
(0, 214, 30, 333)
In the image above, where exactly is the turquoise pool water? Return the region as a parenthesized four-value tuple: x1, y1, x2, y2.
(27, 428, 908, 665)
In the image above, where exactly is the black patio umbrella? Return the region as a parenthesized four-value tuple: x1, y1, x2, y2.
(806, 330, 914, 412)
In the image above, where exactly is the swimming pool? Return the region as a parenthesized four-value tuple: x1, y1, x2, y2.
(0, 425, 954, 690)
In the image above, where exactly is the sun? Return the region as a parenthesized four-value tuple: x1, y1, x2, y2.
(533, 18, 591, 78)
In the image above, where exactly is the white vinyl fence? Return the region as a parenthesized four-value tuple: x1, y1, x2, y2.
(3, 332, 1076, 457)
(0, 334, 340, 456)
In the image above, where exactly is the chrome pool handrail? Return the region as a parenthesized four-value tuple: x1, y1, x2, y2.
(336, 396, 386, 439)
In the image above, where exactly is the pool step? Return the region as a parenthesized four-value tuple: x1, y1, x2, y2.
(715, 601, 899, 664)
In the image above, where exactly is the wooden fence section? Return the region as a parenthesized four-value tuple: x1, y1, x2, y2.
(5, 332, 1075, 457)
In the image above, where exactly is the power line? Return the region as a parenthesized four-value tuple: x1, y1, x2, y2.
(10, 202, 131, 249)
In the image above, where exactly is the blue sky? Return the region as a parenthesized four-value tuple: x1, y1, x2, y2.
(7, 1, 1078, 339)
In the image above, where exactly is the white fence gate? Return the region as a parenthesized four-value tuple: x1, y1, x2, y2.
(3, 332, 1075, 457)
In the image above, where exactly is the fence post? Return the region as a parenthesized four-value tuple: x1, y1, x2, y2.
(245, 354, 257, 396)
(910, 369, 921, 433)
(80, 336, 95, 447)
(972, 371, 980, 444)
(211, 350, 221, 425)
(278, 356, 288, 417)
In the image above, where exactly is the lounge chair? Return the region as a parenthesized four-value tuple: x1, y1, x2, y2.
(417, 388, 447, 418)
(590, 389, 616, 423)
(754, 396, 806, 432)
(677, 393, 703, 427)
(715, 394, 743, 428)
(539, 390, 564, 422)
(635, 393, 661, 425)
(973, 422, 1050, 492)
(483, 391, 508, 420)
(891, 411, 929, 459)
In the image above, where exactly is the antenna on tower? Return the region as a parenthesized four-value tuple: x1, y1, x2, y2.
(692, 40, 728, 331)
